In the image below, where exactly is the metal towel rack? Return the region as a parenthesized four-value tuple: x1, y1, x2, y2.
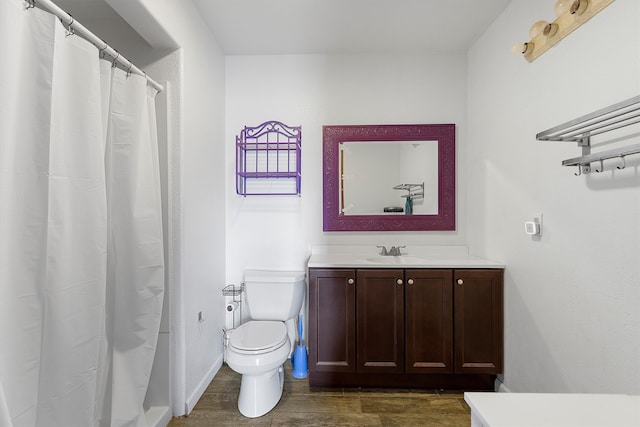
(393, 183, 424, 199)
(537, 95, 640, 175)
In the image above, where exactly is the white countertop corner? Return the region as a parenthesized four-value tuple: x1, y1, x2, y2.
(464, 392, 640, 427)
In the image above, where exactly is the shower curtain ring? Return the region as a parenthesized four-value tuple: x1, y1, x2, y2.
(112, 51, 120, 68)
(25, 0, 36, 10)
(574, 165, 582, 176)
(126, 63, 133, 78)
(617, 155, 626, 170)
(99, 41, 108, 59)
(64, 15, 75, 37)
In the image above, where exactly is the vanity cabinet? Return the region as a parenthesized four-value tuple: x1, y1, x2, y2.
(308, 267, 503, 389)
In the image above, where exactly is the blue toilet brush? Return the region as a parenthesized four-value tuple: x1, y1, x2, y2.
(291, 314, 308, 379)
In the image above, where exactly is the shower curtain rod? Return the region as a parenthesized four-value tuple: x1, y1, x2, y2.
(27, 0, 163, 93)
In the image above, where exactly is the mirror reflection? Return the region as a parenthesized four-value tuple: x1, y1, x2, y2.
(340, 141, 438, 215)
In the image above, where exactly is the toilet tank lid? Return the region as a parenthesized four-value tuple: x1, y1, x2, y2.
(243, 270, 306, 283)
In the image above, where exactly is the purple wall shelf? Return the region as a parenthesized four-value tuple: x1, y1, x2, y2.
(236, 121, 302, 196)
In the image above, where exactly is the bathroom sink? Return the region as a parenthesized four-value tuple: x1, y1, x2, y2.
(365, 256, 402, 264)
(364, 256, 427, 265)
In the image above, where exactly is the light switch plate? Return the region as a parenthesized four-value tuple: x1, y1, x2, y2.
(525, 221, 540, 235)
(525, 213, 543, 237)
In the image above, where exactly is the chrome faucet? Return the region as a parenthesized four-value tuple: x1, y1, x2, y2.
(388, 246, 406, 256)
(377, 245, 406, 256)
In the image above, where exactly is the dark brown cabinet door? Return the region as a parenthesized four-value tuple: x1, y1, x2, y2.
(454, 269, 504, 374)
(405, 269, 453, 373)
(308, 268, 356, 373)
(356, 269, 404, 373)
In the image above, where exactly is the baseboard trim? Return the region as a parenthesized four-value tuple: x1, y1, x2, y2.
(495, 377, 512, 393)
(145, 405, 172, 427)
(185, 354, 223, 414)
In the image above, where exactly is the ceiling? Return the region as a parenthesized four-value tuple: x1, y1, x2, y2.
(54, 0, 512, 55)
(192, 0, 512, 55)
(53, 0, 150, 49)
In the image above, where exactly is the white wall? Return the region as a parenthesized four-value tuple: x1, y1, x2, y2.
(138, 49, 181, 421)
(110, 0, 227, 415)
(225, 53, 468, 285)
(467, 0, 640, 393)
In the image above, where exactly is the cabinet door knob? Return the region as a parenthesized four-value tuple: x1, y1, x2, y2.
(457, 278, 464, 285)
(396, 279, 403, 285)
(347, 278, 355, 285)
(407, 279, 414, 285)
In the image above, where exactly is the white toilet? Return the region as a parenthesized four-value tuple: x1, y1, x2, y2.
(223, 269, 306, 418)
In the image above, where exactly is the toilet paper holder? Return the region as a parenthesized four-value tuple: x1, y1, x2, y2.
(222, 284, 244, 330)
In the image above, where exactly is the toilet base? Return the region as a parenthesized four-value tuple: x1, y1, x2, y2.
(238, 365, 285, 418)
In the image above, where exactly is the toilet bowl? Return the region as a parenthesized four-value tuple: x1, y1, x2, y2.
(224, 321, 292, 417)
(223, 270, 305, 418)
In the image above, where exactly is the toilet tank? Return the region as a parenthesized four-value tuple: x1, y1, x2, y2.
(243, 270, 306, 321)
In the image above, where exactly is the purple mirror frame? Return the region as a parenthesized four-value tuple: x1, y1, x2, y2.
(322, 124, 456, 232)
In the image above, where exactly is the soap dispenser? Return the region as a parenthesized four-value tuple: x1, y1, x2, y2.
(405, 195, 413, 215)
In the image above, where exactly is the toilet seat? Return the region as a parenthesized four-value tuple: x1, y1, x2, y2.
(228, 321, 288, 355)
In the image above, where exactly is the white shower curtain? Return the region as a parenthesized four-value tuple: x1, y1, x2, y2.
(0, 1, 164, 426)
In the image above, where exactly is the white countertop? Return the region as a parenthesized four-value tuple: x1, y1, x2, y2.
(464, 392, 640, 427)
(307, 245, 504, 269)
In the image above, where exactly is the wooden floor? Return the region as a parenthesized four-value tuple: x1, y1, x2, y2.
(168, 363, 471, 426)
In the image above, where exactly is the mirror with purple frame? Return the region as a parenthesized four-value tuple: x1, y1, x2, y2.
(322, 124, 455, 232)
